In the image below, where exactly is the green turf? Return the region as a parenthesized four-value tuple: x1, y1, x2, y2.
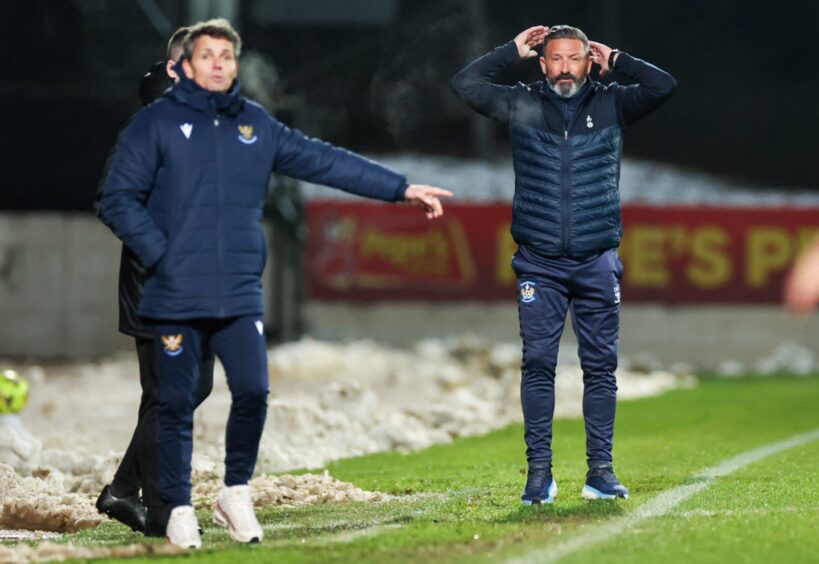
(18, 376, 819, 563)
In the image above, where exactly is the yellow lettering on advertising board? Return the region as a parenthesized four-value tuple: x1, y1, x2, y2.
(359, 227, 450, 275)
(496, 225, 516, 284)
(687, 227, 731, 288)
(746, 227, 792, 288)
(620, 225, 732, 289)
(624, 226, 669, 287)
(495, 221, 815, 292)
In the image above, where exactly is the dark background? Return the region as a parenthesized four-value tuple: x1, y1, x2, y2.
(1, 0, 816, 210)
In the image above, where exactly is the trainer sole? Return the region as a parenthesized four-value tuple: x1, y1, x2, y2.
(521, 480, 559, 505)
(213, 502, 263, 544)
(165, 535, 202, 550)
(581, 484, 629, 500)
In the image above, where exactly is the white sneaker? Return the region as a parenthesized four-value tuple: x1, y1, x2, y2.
(166, 505, 202, 549)
(213, 484, 263, 543)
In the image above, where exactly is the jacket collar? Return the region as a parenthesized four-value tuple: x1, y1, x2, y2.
(165, 60, 244, 117)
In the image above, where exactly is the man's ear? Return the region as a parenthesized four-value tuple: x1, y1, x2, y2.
(539, 56, 547, 76)
(166, 60, 179, 82)
(586, 56, 593, 74)
(182, 58, 194, 79)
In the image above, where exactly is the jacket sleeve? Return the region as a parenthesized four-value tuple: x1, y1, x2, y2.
(611, 52, 677, 127)
(97, 109, 167, 269)
(270, 121, 407, 202)
(450, 41, 525, 124)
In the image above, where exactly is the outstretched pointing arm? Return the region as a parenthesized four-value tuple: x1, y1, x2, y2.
(272, 122, 453, 218)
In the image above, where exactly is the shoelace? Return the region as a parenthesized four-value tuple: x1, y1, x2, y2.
(589, 467, 620, 485)
(525, 467, 550, 490)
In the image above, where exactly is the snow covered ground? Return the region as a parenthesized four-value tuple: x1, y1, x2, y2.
(0, 337, 688, 535)
(300, 154, 819, 205)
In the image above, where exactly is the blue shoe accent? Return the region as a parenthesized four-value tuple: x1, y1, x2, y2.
(582, 463, 629, 500)
(581, 484, 620, 500)
(521, 466, 558, 505)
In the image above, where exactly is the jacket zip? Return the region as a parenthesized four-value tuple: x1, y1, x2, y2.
(561, 104, 571, 254)
(559, 93, 595, 255)
(213, 114, 226, 318)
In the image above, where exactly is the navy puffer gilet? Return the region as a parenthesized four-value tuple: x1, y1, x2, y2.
(510, 117, 622, 257)
(450, 41, 677, 258)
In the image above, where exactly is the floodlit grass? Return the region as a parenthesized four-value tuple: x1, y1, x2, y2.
(18, 376, 819, 563)
(569, 441, 819, 564)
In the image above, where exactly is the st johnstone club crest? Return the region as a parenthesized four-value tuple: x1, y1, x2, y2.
(520, 281, 536, 303)
(237, 125, 258, 144)
(161, 334, 184, 356)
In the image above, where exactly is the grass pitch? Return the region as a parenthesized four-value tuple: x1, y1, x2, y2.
(31, 376, 819, 562)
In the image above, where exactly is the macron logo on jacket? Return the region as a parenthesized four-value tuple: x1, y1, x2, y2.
(180, 123, 192, 139)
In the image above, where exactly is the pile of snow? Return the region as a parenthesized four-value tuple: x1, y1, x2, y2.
(192, 470, 389, 510)
(0, 416, 42, 473)
(718, 341, 818, 376)
(300, 154, 819, 206)
(0, 541, 182, 564)
(0, 336, 689, 534)
(0, 464, 101, 533)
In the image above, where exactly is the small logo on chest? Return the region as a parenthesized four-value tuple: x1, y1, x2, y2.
(180, 123, 193, 139)
(586, 115, 594, 129)
(238, 125, 258, 144)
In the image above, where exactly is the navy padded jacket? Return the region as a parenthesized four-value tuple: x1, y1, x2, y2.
(451, 41, 676, 257)
(99, 72, 407, 320)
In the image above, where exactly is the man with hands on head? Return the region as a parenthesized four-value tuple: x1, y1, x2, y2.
(451, 25, 675, 505)
(99, 18, 451, 549)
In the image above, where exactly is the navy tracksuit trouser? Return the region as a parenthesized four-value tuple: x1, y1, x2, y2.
(112, 337, 214, 515)
(152, 315, 269, 508)
(512, 245, 623, 469)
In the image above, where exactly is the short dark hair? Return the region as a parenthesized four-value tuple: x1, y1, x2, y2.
(543, 25, 590, 56)
(167, 26, 190, 62)
(182, 18, 242, 60)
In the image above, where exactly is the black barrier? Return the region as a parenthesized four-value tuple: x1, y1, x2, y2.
(262, 175, 305, 343)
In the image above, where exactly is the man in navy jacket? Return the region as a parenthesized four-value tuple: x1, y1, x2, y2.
(451, 25, 675, 504)
(94, 26, 217, 539)
(99, 18, 451, 549)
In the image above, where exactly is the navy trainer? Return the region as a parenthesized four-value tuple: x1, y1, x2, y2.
(521, 465, 558, 505)
(581, 463, 629, 499)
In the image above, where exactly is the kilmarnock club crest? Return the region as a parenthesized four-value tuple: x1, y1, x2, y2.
(520, 281, 536, 303)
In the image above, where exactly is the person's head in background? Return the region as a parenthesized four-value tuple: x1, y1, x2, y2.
(138, 26, 191, 105)
(165, 26, 191, 81)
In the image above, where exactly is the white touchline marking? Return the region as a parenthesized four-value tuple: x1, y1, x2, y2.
(506, 427, 819, 564)
(672, 506, 814, 518)
(318, 523, 404, 544)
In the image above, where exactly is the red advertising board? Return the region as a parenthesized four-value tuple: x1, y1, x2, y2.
(306, 201, 819, 303)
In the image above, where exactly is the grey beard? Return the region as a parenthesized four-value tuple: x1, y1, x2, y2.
(547, 75, 587, 98)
